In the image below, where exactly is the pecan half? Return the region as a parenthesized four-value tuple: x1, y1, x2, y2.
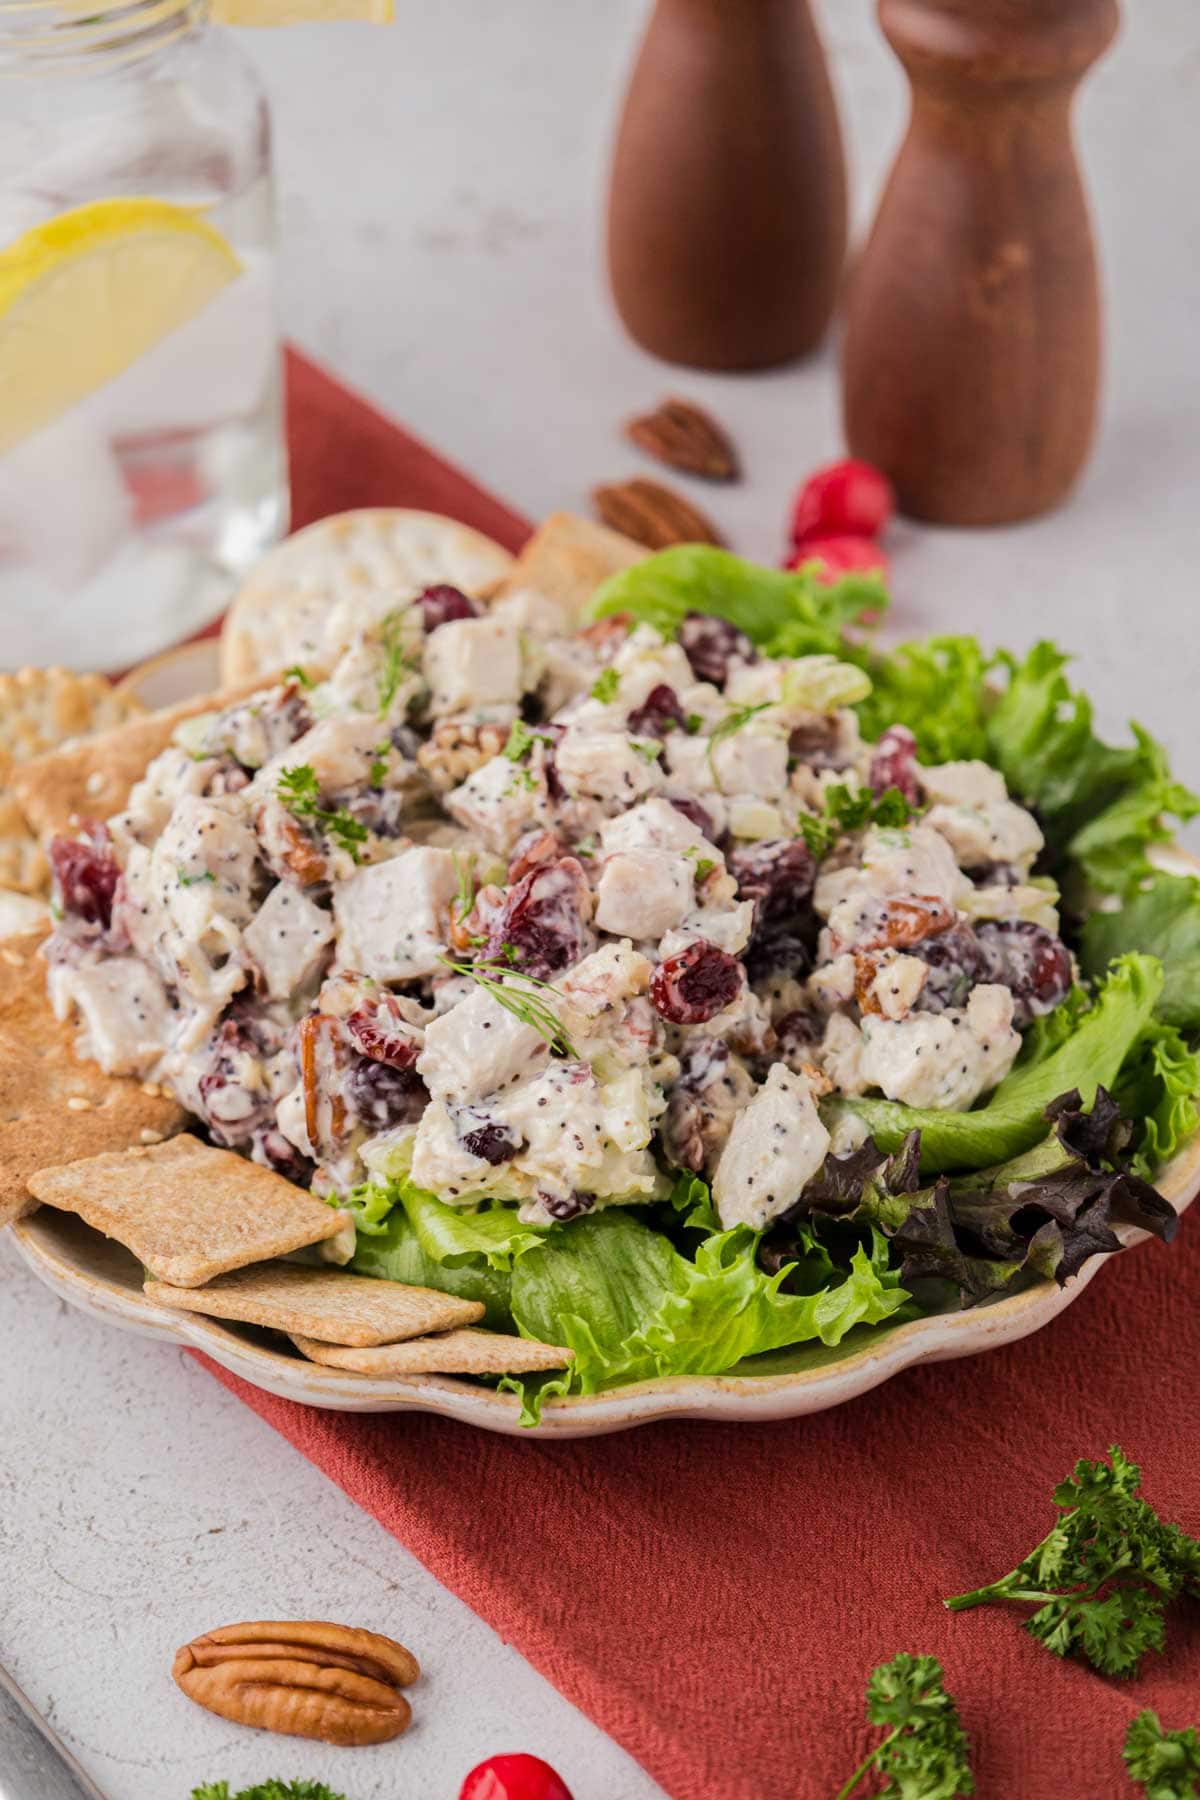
(625, 397, 739, 482)
(858, 894, 957, 952)
(298, 1013, 348, 1153)
(592, 478, 725, 551)
(172, 1620, 418, 1746)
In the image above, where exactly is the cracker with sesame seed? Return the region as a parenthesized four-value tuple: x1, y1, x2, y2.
(28, 1134, 345, 1287)
(290, 1327, 573, 1377)
(10, 671, 280, 842)
(0, 928, 186, 1226)
(220, 508, 517, 686)
(144, 1261, 484, 1345)
(489, 511, 646, 624)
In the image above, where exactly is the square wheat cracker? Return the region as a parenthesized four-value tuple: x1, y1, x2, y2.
(0, 928, 185, 1226)
(291, 1328, 573, 1376)
(28, 1134, 344, 1286)
(144, 1261, 484, 1345)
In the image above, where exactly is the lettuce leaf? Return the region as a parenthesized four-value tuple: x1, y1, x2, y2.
(829, 954, 1164, 1172)
(855, 634, 993, 764)
(507, 1210, 909, 1407)
(1081, 873, 1200, 1030)
(585, 544, 885, 650)
(350, 1182, 540, 1331)
(1112, 1018, 1200, 1179)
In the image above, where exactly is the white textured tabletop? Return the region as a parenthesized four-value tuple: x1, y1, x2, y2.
(1, 4, 1197, 1799)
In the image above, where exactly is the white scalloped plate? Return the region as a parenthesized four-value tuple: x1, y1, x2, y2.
(10, 1132, 1198, 1437)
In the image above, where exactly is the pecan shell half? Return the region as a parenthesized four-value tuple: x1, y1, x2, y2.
(173, 1620, 418, 1747)
(625, 396, 739, 481)
(592, 478, 725, 551)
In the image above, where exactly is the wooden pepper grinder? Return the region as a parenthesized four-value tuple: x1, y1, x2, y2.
(606, 0, 847, 371)
(842, 0, 1119, 525)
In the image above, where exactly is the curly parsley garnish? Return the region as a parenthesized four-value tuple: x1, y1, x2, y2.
(283, 665, 313, 689)
(277, 764, 369, 862)
(632, 738, 663, 763)
(798, 782, 914, 859)
(439, 955, 576, 1059)
(369, 741, 391, 785)
(590, 666, 620, 704)
(191, 1784, 347, 1800)
(836, 1653, 973, 1800)
(945, 1445, 1200, 1677)
(706, 700, 773, 790)
(1124, 1709, 1200, 1798)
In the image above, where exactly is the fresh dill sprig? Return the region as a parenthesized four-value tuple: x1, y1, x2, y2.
(177, 867, 216, 887)
(376, 607, 415, 717)
(706, 701, 774, 790)
(277, 764, 369, 862)
(451, 851, 477, 925)
(438, 955, 577, 1058)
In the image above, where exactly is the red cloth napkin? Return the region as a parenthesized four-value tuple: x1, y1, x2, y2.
(201, 351, 1200, 1800)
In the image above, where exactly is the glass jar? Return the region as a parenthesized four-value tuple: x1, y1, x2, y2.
(0, 0, 288, 670)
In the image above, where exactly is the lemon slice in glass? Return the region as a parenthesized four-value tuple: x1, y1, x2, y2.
(0, 197, 242, 457)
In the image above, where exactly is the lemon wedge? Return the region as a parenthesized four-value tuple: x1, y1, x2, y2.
(211, 0, 391, 21)
(0, 197, 242, 456)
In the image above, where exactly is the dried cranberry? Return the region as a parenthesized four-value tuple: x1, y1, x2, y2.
(417, 584, 479, 631)
(976, 919, 1073, 1027)
(786, 535, 889, 583)
(626, 683, 687, 738)
(788, 457, 894, 545)
(484, 857, 592, 980)
(345, 995, 421, 1069)
(787, 717, 846, 771)
(651, 939, 743, 1025)
(253, 1126, 315, 1187)
(459, 1113, 522, 1165)
(743, 923, 811, 987)
(678, 612, 757, 687)
(727, 839, 815, 920)
(913, 924, 987, 1013)
(346, 1057, 428, 1129)
(539, 1190, 593, 1222)
(869, 725, 919, 804)
(49, 822, 120, 930)
(667, 794, 717, 840)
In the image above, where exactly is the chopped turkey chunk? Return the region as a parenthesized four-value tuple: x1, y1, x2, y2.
(594, 848, 693, 939)
(49, 956, 174, 1076)
(333, 846, 459, 980)
(857, 982, 1020, 1110)
(554, 727, 665, 807)
(417, 981, 550, 1106)
(244, 883, 334, 999)
(712, 1065, 830, 1231)
(423, 615, 523, 714)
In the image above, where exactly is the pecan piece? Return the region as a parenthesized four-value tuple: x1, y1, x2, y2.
(298, 1013, 348, 1153)
(592, 478, 725, 551)
(416, 715, 513, 793)
(624, 396, 739, 482)
(173, 1620, 418, 1747)
(857, 894, 957, 952)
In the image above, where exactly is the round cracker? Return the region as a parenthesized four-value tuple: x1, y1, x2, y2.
(219, 508, 516, 686)
(0, 666, 142, 764)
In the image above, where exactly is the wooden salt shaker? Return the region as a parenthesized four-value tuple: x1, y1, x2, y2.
(842, 0, 1119, 525)
(606, 0, 847, 371)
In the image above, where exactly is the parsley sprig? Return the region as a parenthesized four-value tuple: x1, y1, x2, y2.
(798, 782, 914, 859)
(836, 1653, 974, 1800)
(945, 1446, 1200, 1677)
(191, 1783, 346, 1800)
(276, 764, 369, 862)
(1124, 1709, 1200, 1799)
(590, 666, 620, 703)
(439, 955, 576, 1059)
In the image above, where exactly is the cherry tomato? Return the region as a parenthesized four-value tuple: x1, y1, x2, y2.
(788, 456, 894, 545)
(458, 1752, 575, 1800)
(783, 534, 889, 582)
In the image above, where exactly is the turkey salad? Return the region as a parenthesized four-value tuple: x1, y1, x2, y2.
(41, 547, 1200, 1411)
